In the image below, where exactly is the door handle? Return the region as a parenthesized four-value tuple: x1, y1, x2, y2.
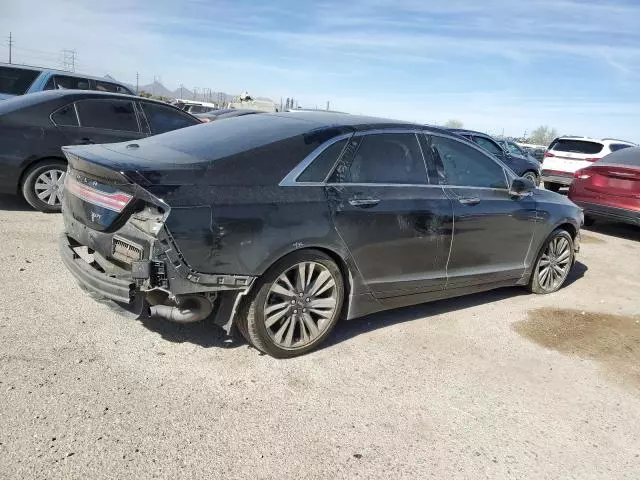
(458, 197, 480, 206)
(79, 137, 95, 145)
(348, 198, 380, 208)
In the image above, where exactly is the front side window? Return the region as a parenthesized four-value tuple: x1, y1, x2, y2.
(329, 133, 427, 184)
(140, 102, 198, 134)
(51, 104, 78, 127)
(0, 66, 40, 95)
(76, 99, 139, 132)
(505, 142, 524, 156)
(429, 135, 507, 189)
(52, 75, 91, 90)
(297, 138, 347, 182)
(473, 136, 504, 156)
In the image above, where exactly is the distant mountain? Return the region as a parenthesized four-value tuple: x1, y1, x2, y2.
(137, 81, 272, 105)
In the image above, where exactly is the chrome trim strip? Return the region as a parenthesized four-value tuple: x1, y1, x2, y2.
(414, 132, 431, 184)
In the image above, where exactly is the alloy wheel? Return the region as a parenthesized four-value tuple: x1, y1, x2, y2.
(264, 261, 338, 349)
(34, 169, 66, 206)
(536, 236, 572, 292)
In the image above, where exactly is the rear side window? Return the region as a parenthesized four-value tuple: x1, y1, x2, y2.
(429, 135, 507, 189)
(330, 133, 427, 184)
(297, 138, 347, 182)
(473, 136, 504, 156)
(49, 75, 91, 90)
(51, 104, 78, 127)
(0, 66, 40, 95)
(76, 99, 139, 132)
(551, 139, 603, 155)
(94, 80, 133, 95)
(609, 143, 633, 152)
(140, 102, 198, 134)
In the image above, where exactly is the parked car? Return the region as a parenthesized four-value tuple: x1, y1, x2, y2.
(59, 112, 582, 358)
(498, 139, 539, 163)
(195, 109, 263, 122)
(0, 63, 134, 100)
(0, 90, 199, 212)
(568, 147, 639, 227)
(446, 129, 541, 184)
(541, 136, 636, 192)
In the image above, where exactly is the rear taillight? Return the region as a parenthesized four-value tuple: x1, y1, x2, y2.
(584, 157, 601, 162)
(574, 169, 591, 180)
(65, 176, 132, 213)
(543, 151, 554, 158)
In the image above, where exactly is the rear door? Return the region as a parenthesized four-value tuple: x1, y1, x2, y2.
(427, 133, 538, 287)
(56, 98, 144, 146)
(324, 131, 453, 297)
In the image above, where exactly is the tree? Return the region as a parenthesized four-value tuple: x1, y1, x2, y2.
(443, 119, 463, 128)
(529, 125, 558, 146)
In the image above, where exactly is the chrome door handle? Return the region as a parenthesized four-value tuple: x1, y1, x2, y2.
(348, 198, 380, 207)
(458, 197, 480, 206)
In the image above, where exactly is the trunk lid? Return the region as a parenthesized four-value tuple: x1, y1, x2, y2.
(583, 165, 640, 199)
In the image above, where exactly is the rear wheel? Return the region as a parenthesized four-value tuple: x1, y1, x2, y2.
(237, 250, 344, 358)
(522, 171, 539, 185)
(528, 229, 574, 294)
(544, 182, 561, 192)
(21, 160, 67, 212)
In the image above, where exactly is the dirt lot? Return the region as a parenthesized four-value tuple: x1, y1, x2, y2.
(1, 194, 639, 479)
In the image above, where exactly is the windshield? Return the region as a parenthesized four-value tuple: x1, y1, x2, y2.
(550, 139, 604, 154)
(0, 66, 40, 95)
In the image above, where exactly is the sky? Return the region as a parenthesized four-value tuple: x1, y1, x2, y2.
(2, 0, 640, 141)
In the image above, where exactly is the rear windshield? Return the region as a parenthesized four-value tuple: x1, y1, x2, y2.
(550, 139, 603, 155)
(597, 147, 640, 167)
(0, 66, 40, 95)
(145, 113, 322, 161)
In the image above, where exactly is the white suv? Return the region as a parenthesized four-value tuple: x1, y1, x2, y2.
(541, 136, 636, 191)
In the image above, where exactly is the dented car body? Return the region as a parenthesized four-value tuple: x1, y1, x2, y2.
(59, 112, 582, 357)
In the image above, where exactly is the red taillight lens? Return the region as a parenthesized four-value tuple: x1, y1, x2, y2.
(544, 151, 554, 158)
(574, 169, 591, 180)
(65, 176, 132, 212)
(584, 157, 601, 162)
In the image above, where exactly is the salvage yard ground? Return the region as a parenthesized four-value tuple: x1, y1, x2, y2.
(0, 194, 639, 479)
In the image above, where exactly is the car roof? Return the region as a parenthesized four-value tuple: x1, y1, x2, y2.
(444, 127, 494, 138)
(0, 62, 130, 87)
(554, 136, 636, 145)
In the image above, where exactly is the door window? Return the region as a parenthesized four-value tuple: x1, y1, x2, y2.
(473, 136, 504, 157)
(297, 138, 347, 182)
(0, 66, 40, 95)
(76, 99, 139, 132)
(329, 133, 427, 184)
(140, 102, 198, 134)
(51, 104, 79, 127)
(430, 135, 507, 189)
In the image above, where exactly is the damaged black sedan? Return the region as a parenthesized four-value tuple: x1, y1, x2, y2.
(59, 112, 582, 358)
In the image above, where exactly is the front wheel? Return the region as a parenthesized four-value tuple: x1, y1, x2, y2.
(238, 250, 344, 358)
(528, 229, 574, 294)
(522, 171, 539, 186)
(21, 160, 67, 212)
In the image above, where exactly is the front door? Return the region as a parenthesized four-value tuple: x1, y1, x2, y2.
(427, 134, 538, 287)
(325, 131, 453, 297)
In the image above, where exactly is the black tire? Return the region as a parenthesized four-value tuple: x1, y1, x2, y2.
(522, 171, 539, 186)
(237, 249, 345, 358)
(544, 182, 561, 193)
(21, 160, 67, 212)
(528, 229, 575, 294)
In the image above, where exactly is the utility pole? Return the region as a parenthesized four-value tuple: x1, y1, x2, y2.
(136, 72, 139, 94)
(180, 84, 184, 99)
(326, 101, 330, 111)
(193, 87, 197, 100)
(7, 32, 13, 64)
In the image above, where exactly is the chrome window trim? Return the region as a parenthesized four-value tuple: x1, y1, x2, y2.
(49, 102, 80, 127)
(280, 128, 433, 187)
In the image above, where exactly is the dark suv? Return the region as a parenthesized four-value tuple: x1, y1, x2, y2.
(0, 90, 199, 212)
(446, 128, 541, 184)
(59, 112, 582, 358)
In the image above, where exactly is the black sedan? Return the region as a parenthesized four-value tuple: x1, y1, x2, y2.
(447, 128, 541, 184)
(0, 90, 199, 212)
(59, 113, 582, 358)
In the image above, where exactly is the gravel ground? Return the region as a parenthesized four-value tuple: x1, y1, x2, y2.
(1, 194, 639, 480)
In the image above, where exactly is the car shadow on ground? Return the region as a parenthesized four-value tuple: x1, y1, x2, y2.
(325, 260, 588, 350)
(583, 221, 640, 242)
(0, 194, 31, 212)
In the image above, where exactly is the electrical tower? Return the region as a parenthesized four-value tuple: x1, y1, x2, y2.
(61, 49, 76, 72)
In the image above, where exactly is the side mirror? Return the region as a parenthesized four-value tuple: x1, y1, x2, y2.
(510, 177, 535, 196)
